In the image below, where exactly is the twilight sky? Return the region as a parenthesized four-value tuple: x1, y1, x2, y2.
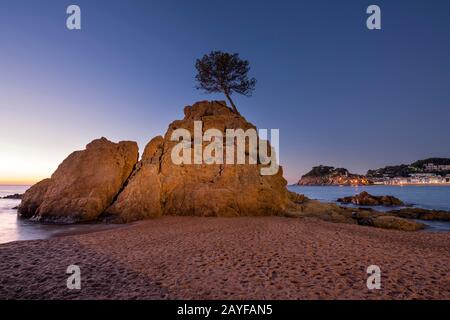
(0, 0, 449, 184)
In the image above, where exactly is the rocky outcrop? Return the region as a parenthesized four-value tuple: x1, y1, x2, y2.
(18, 138, 138, 223)
(293, 199, 358, 225)
(297, 166, 372, 186)
(287, 191, 308, 204)
(371, 216, 425, 231)
(106, 101, 293, 221)
(387, 208, 450, 221)
(18, 179, 52, 219)
(337, 191, 404, 206)
(1, 194, 23, 199)
(19, 101, 294, 223)
(289, 198, 424, 231)
(17, 101, 429, 232)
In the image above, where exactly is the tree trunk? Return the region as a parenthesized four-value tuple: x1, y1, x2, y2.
(224, 91, 240, 115)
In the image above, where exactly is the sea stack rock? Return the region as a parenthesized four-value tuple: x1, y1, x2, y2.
(297, 165, 372, 186)
(18, 138, 138, 223)
(19, 101, 296, 223)
(106, 101, 294, 222)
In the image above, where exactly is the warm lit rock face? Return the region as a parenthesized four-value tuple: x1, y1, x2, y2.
(16, 101, 429, 232)
(18, 101, 425, 232)
(19, 101, 294, 223)
(18, 138, 138, 223)
(18, 179, 52, 219)
(158, 101, 292, 218)
(104, 136, 164, 222)
(297, 165, 372, 186)
(106, 101, 294, 222)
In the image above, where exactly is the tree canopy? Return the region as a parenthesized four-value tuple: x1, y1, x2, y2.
(195, 51, 256, 115)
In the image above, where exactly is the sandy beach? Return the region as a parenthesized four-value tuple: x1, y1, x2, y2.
(0, 216, 449, 300)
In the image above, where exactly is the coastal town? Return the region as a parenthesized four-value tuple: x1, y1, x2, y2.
(297, 159, 450, 186)
(371, 162, 450, 185)
(374, 173, 450, 185)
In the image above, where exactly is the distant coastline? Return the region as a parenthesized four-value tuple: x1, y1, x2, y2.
(291, 183, 450, 187)
(300, 182, 450, 187)
(375, 183, 450, 186)
(297, 158, 450, 186)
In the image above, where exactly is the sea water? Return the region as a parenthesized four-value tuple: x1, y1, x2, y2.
(288, 185, 450, 232)
(0, 185, 122, 244)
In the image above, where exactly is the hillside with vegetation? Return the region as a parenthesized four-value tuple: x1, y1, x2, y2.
(297, 165, 372, 186)
(367, 158, 450, 178)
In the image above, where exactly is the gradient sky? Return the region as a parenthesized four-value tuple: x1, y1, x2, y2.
(1, 0, 449, 184)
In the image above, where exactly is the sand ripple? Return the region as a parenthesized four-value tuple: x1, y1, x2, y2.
(0, 217, 449, 299)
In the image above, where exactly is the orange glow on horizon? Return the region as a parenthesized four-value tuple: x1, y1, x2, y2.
(0, 176, 45, 186)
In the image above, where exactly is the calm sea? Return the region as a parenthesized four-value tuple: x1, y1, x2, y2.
(0, 185, 122, 244)
(288, 185, 450, 232)
(1, 184, 449, 244)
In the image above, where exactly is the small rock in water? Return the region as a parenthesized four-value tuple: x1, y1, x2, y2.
(2, 193, 23, 200)
(337, 191, 404, 206)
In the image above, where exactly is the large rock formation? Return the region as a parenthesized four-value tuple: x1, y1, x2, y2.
(18, 138, 138, 223)
(17, 101, 430, 232)
(297, 165, 372, 186)
(19, 101, 294, 223)
(105, 101, 293, 222)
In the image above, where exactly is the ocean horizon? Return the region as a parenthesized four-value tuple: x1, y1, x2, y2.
(0, 185, 123, 244)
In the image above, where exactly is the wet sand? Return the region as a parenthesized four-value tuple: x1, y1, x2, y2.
(0, 216, 449, 300)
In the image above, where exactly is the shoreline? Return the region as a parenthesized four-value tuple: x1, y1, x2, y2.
(288, 185, 450, 221)
(1, 216, 448, 300)
(3, 185, 450, 244)
(2, 210, 449, 246)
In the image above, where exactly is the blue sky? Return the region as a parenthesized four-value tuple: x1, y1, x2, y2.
(0, 0, 449, 184)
